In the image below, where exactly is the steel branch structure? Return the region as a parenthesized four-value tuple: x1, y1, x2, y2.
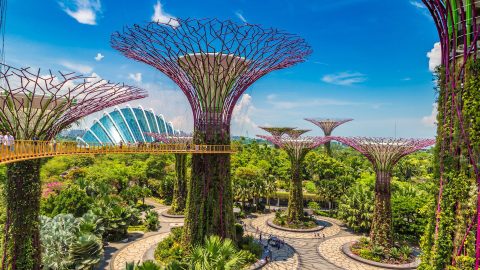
(112, 18, 311, 244)
(145, 132, 193, 145)
(331, 136, 435, 247)
(112, 18, 311, 134)
(305, 118, 352, 156)
(259, 129, 330, 222)
(421, 1, 480, 267)
(0, 64, 146, 140)
(0, 64, 145, 269)
(258, 127, 296, 138)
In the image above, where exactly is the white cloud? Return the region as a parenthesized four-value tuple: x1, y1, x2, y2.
(410, 1, 425, 9)
(58, 0, 102, 25)
(235, 11, 247, 23)
(128, 73, 142, 83)
(94, 53, 104, 61)
(152, 0, 179, 27)
(322, 72, 367, 86)
(427, 42, 442, 72)
(422, 103, 438, 127)
(232, 94, 257, 136)
(60, 60, 93, 74)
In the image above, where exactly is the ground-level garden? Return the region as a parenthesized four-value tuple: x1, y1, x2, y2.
(0, 138, 476, 269)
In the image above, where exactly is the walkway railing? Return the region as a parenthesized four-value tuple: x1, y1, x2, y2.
(0, 140, 235, 164)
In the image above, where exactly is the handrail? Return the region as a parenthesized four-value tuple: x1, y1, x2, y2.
(0, 140, 235, 164)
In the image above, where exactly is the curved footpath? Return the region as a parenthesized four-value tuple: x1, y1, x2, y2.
(104, 207, 417, 270)
(101, 199, 183, 270)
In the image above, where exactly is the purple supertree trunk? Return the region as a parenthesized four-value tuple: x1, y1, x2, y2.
(331, 136, 435, 247)
(112, 18, 311, 244)
(422, 1, 480, 267)
(259, 128, 331, 223)
(0, 64, 146, 270)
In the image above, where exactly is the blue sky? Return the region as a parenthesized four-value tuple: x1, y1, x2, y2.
(5, 0, 440, 138)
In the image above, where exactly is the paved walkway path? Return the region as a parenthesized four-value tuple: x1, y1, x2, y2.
(111, 233, 169, 270)
(245, 213, 345, 270)
(318, 236, 385, 270)
(106, 204, 405, 270)
(104, 199, 182, 270)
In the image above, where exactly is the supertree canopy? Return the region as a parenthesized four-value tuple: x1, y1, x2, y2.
(0, 64, 146, 270)
(258, 127, 296, 138)
(421, 1, 480, 268)
(331, 136, 435, 248)
(111, 18, 311, 244)
(145, 132, 193, 214)
(259, 127, 330, 222)
(305, 118, 352, 156)
(0, 65, 146, 140)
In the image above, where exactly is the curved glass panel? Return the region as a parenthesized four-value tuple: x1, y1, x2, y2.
(82, 105, 178, 144)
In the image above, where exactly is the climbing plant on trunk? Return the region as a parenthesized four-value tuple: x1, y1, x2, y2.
(112, 18, 311, 245)
(0, 64, 145, 269)
(331, 136, 435, 248)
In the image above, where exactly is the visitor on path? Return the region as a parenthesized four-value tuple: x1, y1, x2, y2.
(0, 132, 3, 156)
(119, 141, 123, 149)
(5, 132, 14, 152)
(52, 139, 57, 152)
(32, 135, 39, 153)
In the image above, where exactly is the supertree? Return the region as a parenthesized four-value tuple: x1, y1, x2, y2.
(257, 127, 296, 138)
(421, 1, 480, 268)
(258, 128, 331, 222)
(0, 64, 146, 269)
(145, 132, 192, 214)
(111, 18, 311, 244)
(305, 118, 352, 156)
(330, 136, 435, 248)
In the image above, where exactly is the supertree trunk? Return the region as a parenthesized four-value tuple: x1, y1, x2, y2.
(1, 160, 41, 270)
(183, 123, 234, 244)
(324, 141, 332, 157)
(370, 170, 393, 248)
(287, 160, 304, 223)
(171, 154, 187, 214)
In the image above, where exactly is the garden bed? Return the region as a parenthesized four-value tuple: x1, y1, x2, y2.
(267, 218, 326, 232)
(161, 210, 185, 218)
(342, 240, 420, 269)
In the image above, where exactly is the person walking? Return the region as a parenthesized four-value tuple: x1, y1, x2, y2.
(5, 132, 14, 153)
(32, 135, 39, 154)
(0, 132, 3, 158)
(52, 139, 57, 152)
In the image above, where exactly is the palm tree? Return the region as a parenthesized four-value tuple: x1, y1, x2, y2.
(188, 236, 249, 270)
(264, 175, 277, 210)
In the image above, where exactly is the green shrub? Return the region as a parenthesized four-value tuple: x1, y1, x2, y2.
(154, 227, 187, 265)
(144, 210, 159, 231)
(235, 223, 244, 241)
(400, 245, 412, 260)
(188, 236, 250, 269)
(41, 185, 94, 217)
(389, 247, 401, 260)
(371, 245, 384, 259)
(239, 236, 262, 258)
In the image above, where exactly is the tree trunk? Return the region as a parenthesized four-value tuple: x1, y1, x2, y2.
(287, 161, 303, 223)
(325, 141, 332, 156)
(2, 160, 42, 270)
(171, 154, 187, 214)
(370, 170, 393, 248)
(182, 123, 234, 245)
